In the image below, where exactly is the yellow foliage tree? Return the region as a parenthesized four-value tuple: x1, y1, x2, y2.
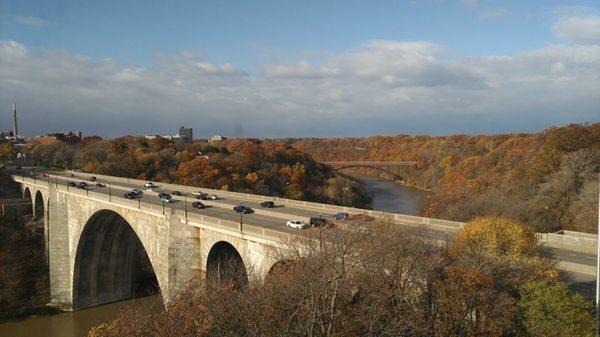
(453, 216, 540, 263)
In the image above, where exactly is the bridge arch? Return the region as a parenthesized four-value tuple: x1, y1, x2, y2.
(206, 241, 248, 289)
(34, 190, 45, 221)
(72, 210, 161, 309)
(333, 165, 405, 181)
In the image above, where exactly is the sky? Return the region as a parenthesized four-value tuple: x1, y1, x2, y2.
(0, 0, 599, 138)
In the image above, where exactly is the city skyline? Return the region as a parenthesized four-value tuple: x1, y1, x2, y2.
(0, 1, 599, 138)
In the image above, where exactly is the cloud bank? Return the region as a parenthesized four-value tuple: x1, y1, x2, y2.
(1, 19, 599, 138)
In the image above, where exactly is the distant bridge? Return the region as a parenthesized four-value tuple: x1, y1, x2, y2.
(322, 161, 419, 181)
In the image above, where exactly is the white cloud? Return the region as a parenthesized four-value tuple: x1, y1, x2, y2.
(15, 15, 52, 26)
(0, 39, 598, 138)
(553, 16, 600, 45)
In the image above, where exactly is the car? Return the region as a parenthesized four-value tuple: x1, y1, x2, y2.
(172, 191, 182, 196)
(131, 189, 143, 195)
(260, 201, 275, 208)
(193, 191, 204, 197)
(69, 173, 74, 177)
(41, 173, 48, 177)
(160, 193, 172, 203)
(207, 194, 218, 200)
(16, 166, 22, 171)
(332, 212, 349, 221)
(196, 193, 209, 200)
(287, 220, 310, 229)
(96, 183, 105, 187)
(144, 182, 156, 188)
(123, 192, 136, 199)
(233, 205, 253, 214)
(310, 217, 330, 227)
(89, 176, 97, 181)
(191, 201, 205, 209)
(77, 182, 88, 189)
(29, 171, 38, 177)
(147, 187, 163, 192)
(68, 182, 77, 187)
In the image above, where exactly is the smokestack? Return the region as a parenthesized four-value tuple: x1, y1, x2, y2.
(12, 103, 17, 139)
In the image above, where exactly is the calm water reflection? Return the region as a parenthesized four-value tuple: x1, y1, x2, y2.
(352, 174, 429, 215)
(0, 295, 163, 337)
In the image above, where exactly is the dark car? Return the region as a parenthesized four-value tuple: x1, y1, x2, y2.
(89, 176, 97, 181)
(196, 193, 209, 200)
(159, 193, 172, 203)
(310, 217, 330, 227)
(260, 201, 275, 208)
(192, 201, 205, 209)
(172, 191, 182, 196)
(96, 183, 105, 187)
(332, 212, 349, 221)
(77, 182, 88, 190)
(29, 171, 38, 177)
(233, 205, 253, 214)
(123, 192, 136, 199)
(68, 182, 77, 187)
(69, 173, 74, 177)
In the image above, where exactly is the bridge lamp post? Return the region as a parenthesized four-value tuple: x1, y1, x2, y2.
(183, 193, 188, 219)
(426, 195, 431, 218)
(108, 182, 112, 202)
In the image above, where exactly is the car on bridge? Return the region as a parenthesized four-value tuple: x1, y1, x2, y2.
(195, 193, 209, 200)
(260, 201, 275, 208)
(68, 181, 76, 187)
(77, 182, 88, 190)
(131, 189, 143, 196)
(89, 176, 97, 181)
(191, 201, 205, 209)
(287, 220, 310, 229)
(95, 183, 105, 187)
(159, 193, 172, 203)
(207, 194, 218, 200)
(144, 182, 156, 188)
(171, 191, 182, 196)
(333, 212, 349, 220)
(233, 205, 253, 214)
(310, 217, 331, 227)
(123, 192, 138, 199)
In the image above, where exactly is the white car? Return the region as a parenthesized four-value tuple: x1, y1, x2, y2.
(287, 220, 310, 229)
(207, 194, 218, 200)
(193, 191, 204, 197)
(144, 182, 156, 188)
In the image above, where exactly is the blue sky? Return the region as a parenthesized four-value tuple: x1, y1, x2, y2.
(0, 0, 599, 137)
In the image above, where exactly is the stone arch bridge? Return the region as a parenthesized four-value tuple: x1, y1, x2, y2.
(15, 175, 292, 310)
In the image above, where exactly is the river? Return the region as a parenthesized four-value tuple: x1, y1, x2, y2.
(0, 295, 163, 337)
(0, 175, 424, 337)
(352, 174, 429, 215)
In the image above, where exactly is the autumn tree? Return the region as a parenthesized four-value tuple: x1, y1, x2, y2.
(518, 280, 596, 337)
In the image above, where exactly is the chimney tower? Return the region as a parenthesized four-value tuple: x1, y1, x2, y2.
(12, 103, 18, 139)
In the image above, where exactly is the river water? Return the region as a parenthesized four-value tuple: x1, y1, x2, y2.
(0, 175, 424, 337)
(0, 295, 163, 337)
(352, 174, 429, 215)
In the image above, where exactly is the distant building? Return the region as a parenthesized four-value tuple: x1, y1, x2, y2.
(178, 126, 193, 142)
(209, 134, 227, 143)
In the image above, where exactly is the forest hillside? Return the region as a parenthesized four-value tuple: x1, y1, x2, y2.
(292, 123, 600, 233)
